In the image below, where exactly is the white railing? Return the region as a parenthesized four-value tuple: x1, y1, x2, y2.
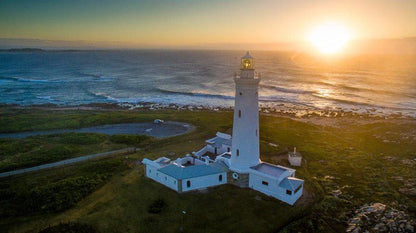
(234, 71, 261, 79)
(193, 146, 208, 158)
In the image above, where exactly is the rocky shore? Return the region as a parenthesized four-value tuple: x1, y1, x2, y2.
(346, 203, 415, 233)
(3, 101, 415, 119)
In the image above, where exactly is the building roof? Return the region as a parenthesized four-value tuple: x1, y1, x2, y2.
(206, 135, 232, 147)
(250, 162, 293, 178)
(242, 51, 253, 59)
(279, 177, 304, 191)
(158, 162, 227, 180)
(216, 132, 231, 140)
(142, 158, 171, 169)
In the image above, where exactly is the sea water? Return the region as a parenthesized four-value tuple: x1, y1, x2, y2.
(0, 50, 415, 117)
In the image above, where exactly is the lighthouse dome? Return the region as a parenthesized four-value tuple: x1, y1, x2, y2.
(241, 51, 253, 59)
(241, 51, 254, 69)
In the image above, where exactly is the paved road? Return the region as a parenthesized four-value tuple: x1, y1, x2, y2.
(0, 147, 137, 178)
(0, 121, 194, 139)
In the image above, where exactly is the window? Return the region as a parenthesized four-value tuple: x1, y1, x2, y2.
(286, 190, 292, 195)
(227, 147, 230, 152)
(219, 175, 223, 182)
(149, 169, 151, 173)
(174, 180, 176, 184)
(187, 180, 191, 188)
(255, 129, 258, 136)
(238, 110, 241, 118)
(262, 181, 269, 186)
(165, 177, 167, 181)
(156, 173, 159, 177)
(236, 149, 239, 156)
(239, 92, 242, 95)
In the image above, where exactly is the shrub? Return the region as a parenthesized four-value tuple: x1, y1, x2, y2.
(109, 134, 151, 145)
(0, 159, 128, 218)
(0, 174, 107, 216)
(37, 133, 108, 145)
(147, 198, 167, 214)
(38, 222, 97, 233)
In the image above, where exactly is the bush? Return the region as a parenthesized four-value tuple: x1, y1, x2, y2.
(13, 145, 80, 167)
(0, 159, 128, 218)
(147, 198, 167, 214)
(23, 175, 106, 213)
(110, 134, 151, 145)
(0, 139, 41, 159)
(38, 222, 97, 233)
(0, 174, 107, 216)
(37, 133, 108, 145)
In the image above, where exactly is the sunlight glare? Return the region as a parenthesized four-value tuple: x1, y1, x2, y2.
(308, 22, 352, 55)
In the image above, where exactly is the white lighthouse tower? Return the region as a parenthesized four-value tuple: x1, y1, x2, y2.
(230, 52, 261, 173)
(142, 52, 304, 205)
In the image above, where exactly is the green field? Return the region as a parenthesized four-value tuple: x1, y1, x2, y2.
(0, 107, 415, 233)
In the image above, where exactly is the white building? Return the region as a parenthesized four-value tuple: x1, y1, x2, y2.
(288, 147, 302, 167)
(142, 156, 228, 192)
(142, 52, 304, 205)
(192, 132, 232, 163)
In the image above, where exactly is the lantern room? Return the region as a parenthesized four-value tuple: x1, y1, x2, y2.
(241, 51, 254, 70)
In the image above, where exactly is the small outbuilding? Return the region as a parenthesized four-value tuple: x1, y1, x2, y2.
(288, 147, 302, 167)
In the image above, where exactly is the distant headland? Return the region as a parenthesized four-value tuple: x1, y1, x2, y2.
(0, 48, 82, 52)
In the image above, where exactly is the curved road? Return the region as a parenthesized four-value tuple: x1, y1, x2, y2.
(0, 121, 194, 139)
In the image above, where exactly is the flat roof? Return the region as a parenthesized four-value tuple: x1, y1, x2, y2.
(206, 135, 232, 147)
(250, 162, 292, 178)
(158, 162, 227, 180)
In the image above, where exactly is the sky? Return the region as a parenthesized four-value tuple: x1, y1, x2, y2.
(1, 0, 416, 49)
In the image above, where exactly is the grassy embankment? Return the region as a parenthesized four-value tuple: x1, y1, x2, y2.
(0, 107, 415, 233)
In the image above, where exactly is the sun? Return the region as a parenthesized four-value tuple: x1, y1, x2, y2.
(308, 22, 352, 55)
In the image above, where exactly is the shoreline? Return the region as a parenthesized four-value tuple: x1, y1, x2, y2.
(1, 101, 415, 120)
(1, 102, 415, 132)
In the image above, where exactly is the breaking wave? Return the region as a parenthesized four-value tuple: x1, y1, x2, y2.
(0, 76, 62, 83)
(157, 88, 234, 100)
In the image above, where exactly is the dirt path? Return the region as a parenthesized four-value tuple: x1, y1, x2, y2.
(0, 147, 136, 178)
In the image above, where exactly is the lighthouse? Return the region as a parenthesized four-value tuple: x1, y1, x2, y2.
(230, 52, 261, 173)
(143, 51, 304, 205)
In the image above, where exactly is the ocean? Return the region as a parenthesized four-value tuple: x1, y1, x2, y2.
(0, 50, 415, 117)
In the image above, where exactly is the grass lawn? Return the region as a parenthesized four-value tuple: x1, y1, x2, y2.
(0, 108, 415, 233)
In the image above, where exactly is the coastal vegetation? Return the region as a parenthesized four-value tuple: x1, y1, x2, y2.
(0, 132, 151, 172)
(0, 107, 415, 232)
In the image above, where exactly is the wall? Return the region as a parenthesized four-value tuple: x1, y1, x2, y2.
(231, 77, 261, 171)
(249, 173, 302, 205)
(194, 143, 230, 159)
(220, 144, 231, 154)
(193, 146, 207, 157)
(206, 144, 215, 154)
(288, 156, 302, 167)
(227, 171, 249, 188)
(145, 165, 178, 191)
(181, 172, 227, 192)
